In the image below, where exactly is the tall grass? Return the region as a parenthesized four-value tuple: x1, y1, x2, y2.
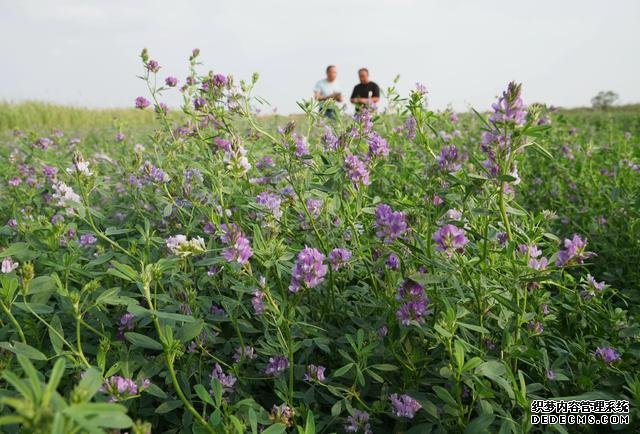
(0, 100, 157, 132)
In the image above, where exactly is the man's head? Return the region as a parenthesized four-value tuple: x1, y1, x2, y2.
(326, 65, 337, 82)
(358, 68, 369, 84)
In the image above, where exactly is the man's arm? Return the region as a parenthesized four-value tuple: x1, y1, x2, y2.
(370, 84, 381, 103)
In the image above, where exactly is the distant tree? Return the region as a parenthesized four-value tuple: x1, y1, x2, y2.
(591, 90, 619, 109)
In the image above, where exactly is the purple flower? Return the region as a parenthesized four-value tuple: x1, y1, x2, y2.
(7, 219, 18, 229)
(386, 253, 400, 270)
(345, 154, 370, 187)
(135, 96, 150, 109)
(528, 321, 544, 335)
(322, 127, 340, 150)
(233, 346, 257, 363)
(594, 347, 621, 364)
(396, 280, 430, 326)
(210, 363, 237, 393)
(433, 224, 468, 256)
(270, 404, 295, 427)
(8, 177, 21, 187)
(213, 137, 232, 151)
(586, 274, 605, 291)
(35, 137, 53, 150)
(345, 410, 372, 434)
(165, 76, 178, 87)
(213, 73, 227, 87)
(374, 204, 408, 244)
(1, 257, 19, 274)
(367, 132, 389, 158)
(79, 233, 97, 247)
(545, 369, 556, 381)
(252, 289, 265, 314)
(265, 355, 289, 377)
(404, 116, 417, 140)
(42, 165, 58, 180)
(117, 313, 135, 339)
(329, 248, 352, 270)
(256, 191, 282, 219)
(305, 198, 323, 219)
(304, 364, 326, 382)
(194, 97, 207, 110)
(219, 224, 253, 265)
(490, 82, 526, 126)
(378, 325, 388, 337)
(146, 59, 160, 73)
(256, 155, 275, 170)
(390, 393, 422, 419)
(115, 132, 125, 142)
(415, 82, 428, 95)
(293, 134, 310, 158)
(555, 234, 595, 266)
(289, 246, 327, 292)
(436, 145, 463, 173)
(101, 376, 147, 402)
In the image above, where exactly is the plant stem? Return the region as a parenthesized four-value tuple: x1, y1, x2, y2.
(498, 181, 513, 241)
(1, 301, 26, 343)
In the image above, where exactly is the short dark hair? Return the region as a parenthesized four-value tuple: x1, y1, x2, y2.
(358, 68, 369, 74)
(326, 65, 336, 73)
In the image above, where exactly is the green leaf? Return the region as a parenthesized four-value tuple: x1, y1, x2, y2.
(333, 363, 354, 378)
(76, 367, 103, 401)
(305, 410, 316, 434)
(369, 363, 398, 371)
(464, 414, 495, 434)
(454, 340, 465, 372)
(27, 275, 56, 295)
(176, 319, 204, 343)
(0, 341, 47, 360)
(155, 400, 183, 414)
(261, 423, 287, 434)
(194, 384, 215, 406)
(433, 386, 457, 407)
(43, 358, 66, 405)
(124, 332, 163, 351)
(0, 242, 33, 259)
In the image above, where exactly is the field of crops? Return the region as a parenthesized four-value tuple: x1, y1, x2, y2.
(1, 50, 639, 434)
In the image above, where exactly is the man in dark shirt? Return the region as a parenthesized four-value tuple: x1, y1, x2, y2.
(350, 68, 380, 111)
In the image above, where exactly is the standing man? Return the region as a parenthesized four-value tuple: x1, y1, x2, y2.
(350, 68, 380, 111)
(314, 65, 343, 119)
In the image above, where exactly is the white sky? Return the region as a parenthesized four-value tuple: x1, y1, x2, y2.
(1, 0, 639, 114)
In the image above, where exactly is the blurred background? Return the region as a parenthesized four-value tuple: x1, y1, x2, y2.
(1, 0, 639, 114)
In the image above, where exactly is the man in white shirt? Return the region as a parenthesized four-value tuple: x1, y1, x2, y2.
(313, 65, 343, 119)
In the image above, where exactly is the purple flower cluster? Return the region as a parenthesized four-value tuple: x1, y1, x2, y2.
(289, 246, 327, 292)
(265, 355, 289, 376)
(345, 154, 371, 187)
(1, 257, 19, 274)
(329, 247, 352, 270)
(135, 96, 150, 109)
(252, 289, 265, 314)
(220, 224, 253, 265)
(436, 145, 464, 174)
(374, 204, 408, 244)
(79, 233, 97, 247)
(389, 393, 422, 419)
(270, 404, 295, 427)
(345, 410, 372, 434)
(210, 363, 237, 393)
(490, 81, 526, 125)
(322, 127, 340, 150)
(140, 161, 170, 183)
(256, 191, 282, 219)
(404, 116, 417, 139)
(367, 132, 389, 158)
(432, 224, 468, 256)
(117, 313, 135, 340)
(304, 364, 326, 382)
(396, 280, 430, 326)
(101, 376, 149, 402)
(594, 347, 621, 364)
(233, 346, 257, 363)
(555, 234, 595, 266)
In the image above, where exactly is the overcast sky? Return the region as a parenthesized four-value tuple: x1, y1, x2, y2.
(1, 0, 638, 114)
